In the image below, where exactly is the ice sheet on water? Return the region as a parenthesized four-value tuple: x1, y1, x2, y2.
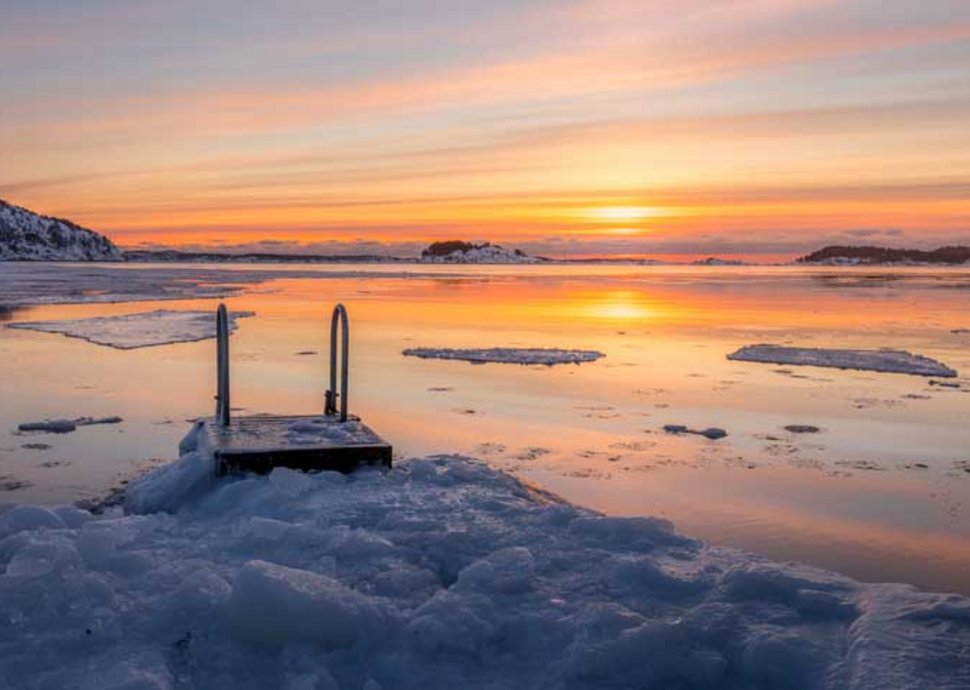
(402, 347, 605, 366)
(8, 309, 254, 349)
(17, 417, 123, 434)
(0, 263, 499, 309)
(0, 452, 966, 688)
(728, 344, 958, 377)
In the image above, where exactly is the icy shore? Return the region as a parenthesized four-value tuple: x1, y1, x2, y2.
(0, 449, 967, 689)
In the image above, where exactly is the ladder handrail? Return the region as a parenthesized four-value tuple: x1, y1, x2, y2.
(215, 302, 351, 426)
(326, 303, 349, 422)
(215, 303, 231, 427)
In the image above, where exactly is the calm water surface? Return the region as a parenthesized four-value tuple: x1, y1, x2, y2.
(1, 263, 969, 594)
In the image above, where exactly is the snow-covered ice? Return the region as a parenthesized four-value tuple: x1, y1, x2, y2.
(728, 344, 958, 377)
(287, 419, 383, 446)
(403, 347, 605, 366)
(9, 309, 254, 349)
(0, 448, 967, 689)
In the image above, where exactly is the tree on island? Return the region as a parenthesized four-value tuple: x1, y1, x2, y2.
(421, 240, 526, 258)
(798, 245, 970, 265)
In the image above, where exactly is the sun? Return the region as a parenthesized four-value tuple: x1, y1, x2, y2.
(586, 206, 657, 222)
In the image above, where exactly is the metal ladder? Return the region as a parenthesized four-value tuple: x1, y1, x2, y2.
(214, 302, 351, 426)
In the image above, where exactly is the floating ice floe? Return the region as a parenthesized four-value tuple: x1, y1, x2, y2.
(17, 416, 123, 434)
(402, 347, 605, 366)
(1, 450, 968, 689)
(728, 344, 957, 377)
(8, 309, 254, 349)
(785, 424, 821, 434)
(662, 424, 728, 440)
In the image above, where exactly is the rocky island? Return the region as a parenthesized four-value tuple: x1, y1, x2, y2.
(798, 245, 970, 265)
(419, 241, 543, 264)
(0, 199, 121, 261)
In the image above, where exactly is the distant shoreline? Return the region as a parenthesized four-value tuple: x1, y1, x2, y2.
(4, 254, 970, 267)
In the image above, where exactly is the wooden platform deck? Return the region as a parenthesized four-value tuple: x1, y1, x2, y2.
(206, 414, 392, 476)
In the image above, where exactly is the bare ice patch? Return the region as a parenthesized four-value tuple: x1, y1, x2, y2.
(8, 309, 254, 350)
(728, 344, 957, 378)
(403, 347, 605, 366)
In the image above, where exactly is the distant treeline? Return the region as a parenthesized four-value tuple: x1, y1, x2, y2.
(798, 245, 970, 265)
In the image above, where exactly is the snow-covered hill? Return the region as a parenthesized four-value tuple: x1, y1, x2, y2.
(0, 199, 121, 261)
(419, 241, 543, 264)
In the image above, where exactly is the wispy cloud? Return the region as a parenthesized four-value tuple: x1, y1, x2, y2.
(1, 0, 968, 256)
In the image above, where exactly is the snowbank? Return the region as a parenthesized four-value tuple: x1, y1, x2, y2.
(9, 309, 254, 349)
(728, 344, 958, 377)
(0, 453, 967, 689)
(403, 347, 605, 366)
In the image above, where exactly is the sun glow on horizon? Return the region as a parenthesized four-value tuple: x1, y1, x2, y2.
(586, 206, 662, 223)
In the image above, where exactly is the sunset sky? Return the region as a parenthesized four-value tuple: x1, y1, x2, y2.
(1, 0, 969, 258)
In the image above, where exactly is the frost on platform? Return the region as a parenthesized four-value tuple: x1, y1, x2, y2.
(403, 347, 605, 366)
(728, 344, 958, 377)
(0, 455, 967, 689)
(8, 309, 254, 349)
(287, 419, 383, 446)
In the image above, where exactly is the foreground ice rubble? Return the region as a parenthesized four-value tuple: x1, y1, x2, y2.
(728, 344, 958, 377)
(0, 452, 967, 689)
(9, 309, 255, 349)
(403, 347, 605, 366)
